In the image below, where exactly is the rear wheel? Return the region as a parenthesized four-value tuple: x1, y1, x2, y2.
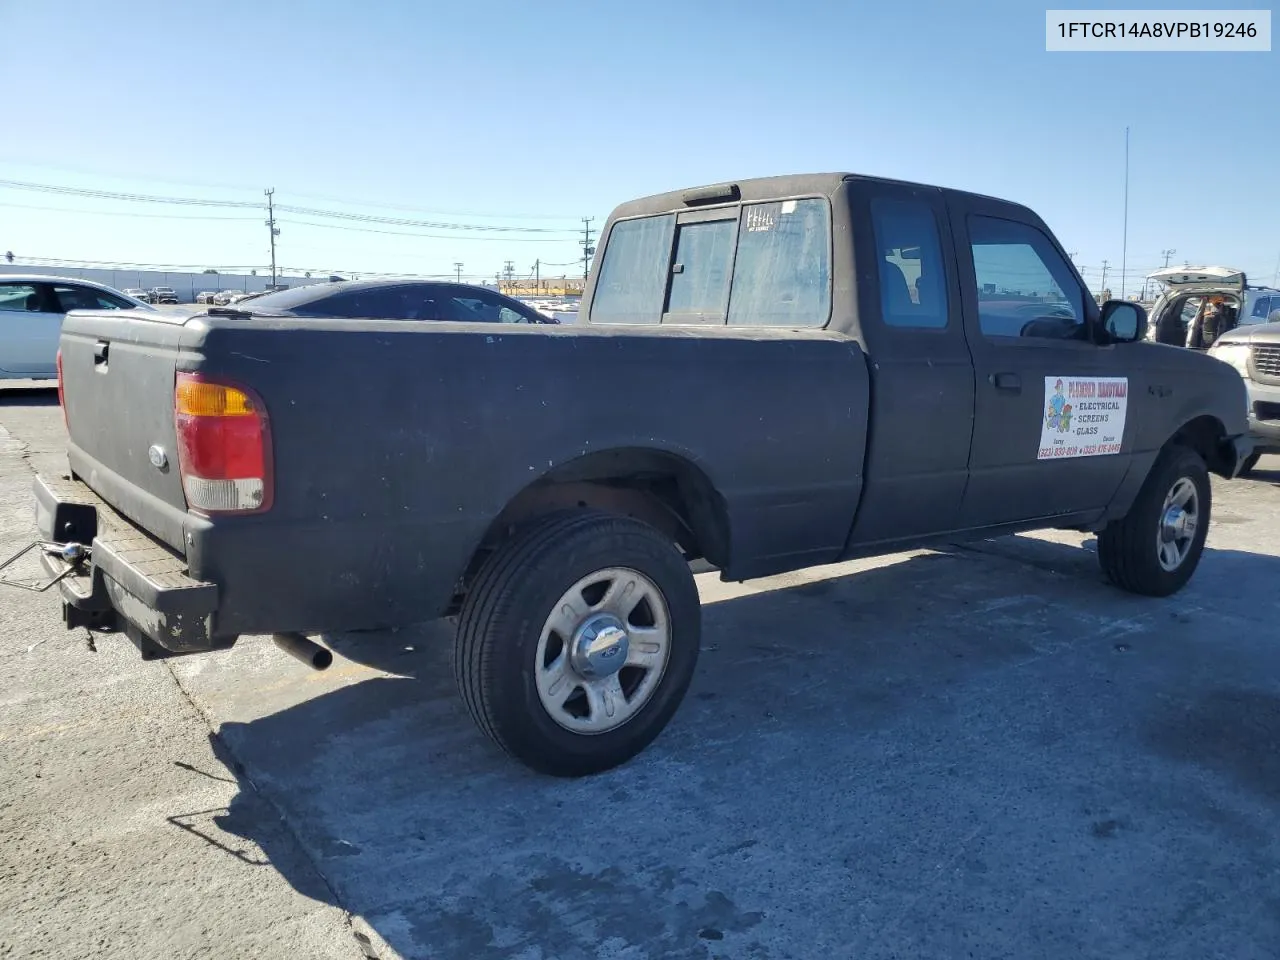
(1097, 444, 1210, 597)
(455, 510, 701, 777)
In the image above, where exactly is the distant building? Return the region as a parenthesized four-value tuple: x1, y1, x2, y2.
(500, 278, 585, 298)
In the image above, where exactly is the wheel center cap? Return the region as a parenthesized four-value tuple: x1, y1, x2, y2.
(569, 613, 629, 679)
(1161, 505, 1186, 541)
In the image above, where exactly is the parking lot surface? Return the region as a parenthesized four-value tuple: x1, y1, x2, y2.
(2, 384, 1278, 960)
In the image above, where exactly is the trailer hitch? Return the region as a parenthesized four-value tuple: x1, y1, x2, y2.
(0, 540, 91, 592)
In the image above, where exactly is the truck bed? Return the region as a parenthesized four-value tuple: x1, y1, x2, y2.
(55, 309, 871, 648)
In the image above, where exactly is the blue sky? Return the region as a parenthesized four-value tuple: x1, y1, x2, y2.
(1, 0, 1276, 295)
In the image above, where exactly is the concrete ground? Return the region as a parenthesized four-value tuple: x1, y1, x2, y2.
(1, 383, 1278, 960)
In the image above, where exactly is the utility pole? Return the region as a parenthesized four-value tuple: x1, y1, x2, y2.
(1161, 248, 1176, 268)
(581, 217, 595, 281)
(503, 260, 515, 293)
(1120, 126, 1129, 300)
(533, 259, 540, 294)
(1098, 259, 1110, 300)
(264, 188, 279, 289)
(454, 262, 464, 283)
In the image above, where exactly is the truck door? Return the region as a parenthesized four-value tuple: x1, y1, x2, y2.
(843, 181, 975, 547)
(948, 194, 1134, 527)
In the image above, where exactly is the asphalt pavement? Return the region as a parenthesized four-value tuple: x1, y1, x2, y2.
(2, 384, 1278, 960)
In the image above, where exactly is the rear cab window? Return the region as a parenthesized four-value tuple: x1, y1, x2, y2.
(590, 198, 832, 328)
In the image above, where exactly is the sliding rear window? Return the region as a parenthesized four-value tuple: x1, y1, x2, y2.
(589, 198, 831, 328)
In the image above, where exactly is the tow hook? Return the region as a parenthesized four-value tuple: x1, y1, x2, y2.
(0, 540, 91, 592)
(272, 632, 334, 671)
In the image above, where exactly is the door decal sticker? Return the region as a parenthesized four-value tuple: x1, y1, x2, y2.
(1038, 376, 1128, 460)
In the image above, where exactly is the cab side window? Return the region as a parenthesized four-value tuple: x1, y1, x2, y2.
(1249, 295, 1271, 323)
(968, 216, 1087, 341)
(870, 198, 948, 329)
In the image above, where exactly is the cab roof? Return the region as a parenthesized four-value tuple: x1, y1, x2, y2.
(606, 172, 1031, 220)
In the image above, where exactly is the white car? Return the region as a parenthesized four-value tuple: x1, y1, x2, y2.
(0, 275, 154, 380)
(1144, 265, 1280, 348)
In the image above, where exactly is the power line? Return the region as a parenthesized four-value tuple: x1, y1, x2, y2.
(0, 176, 579, 235)
(0, 201, 261, 222)
(279, 188, 578, 222)
(275, 218, 577, 243)
(0, 158, 579, 221)
(0, 177, 261, 209)
(13, 254, 273, 271)
(272, 202, 577, 234)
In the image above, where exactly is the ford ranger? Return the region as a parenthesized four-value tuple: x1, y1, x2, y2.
(31, 173, 1252, 777)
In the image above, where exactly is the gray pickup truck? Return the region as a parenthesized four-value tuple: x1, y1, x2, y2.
(33, 173, 1251, 777)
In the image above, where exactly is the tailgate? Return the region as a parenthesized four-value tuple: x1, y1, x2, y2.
(60, 309, 192, 552)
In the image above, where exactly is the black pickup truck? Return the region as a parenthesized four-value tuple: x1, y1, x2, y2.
(35, 173, 1251, 777)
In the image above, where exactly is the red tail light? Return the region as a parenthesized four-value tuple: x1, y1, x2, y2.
(56, 349, 67, 429)
(174, 372, 273, 514)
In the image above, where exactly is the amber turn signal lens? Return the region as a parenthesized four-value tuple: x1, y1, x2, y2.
(175, 380, 255, 417)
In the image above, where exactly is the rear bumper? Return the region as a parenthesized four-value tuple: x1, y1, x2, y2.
(34, 473, 231, 659)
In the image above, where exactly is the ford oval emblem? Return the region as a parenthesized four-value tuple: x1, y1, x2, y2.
(148, 444, 168, 469)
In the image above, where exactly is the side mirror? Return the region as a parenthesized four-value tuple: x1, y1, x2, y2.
(1101, 299, 1146, 342)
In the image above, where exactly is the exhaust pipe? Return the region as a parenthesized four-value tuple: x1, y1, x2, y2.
(272, 632, 333, 670)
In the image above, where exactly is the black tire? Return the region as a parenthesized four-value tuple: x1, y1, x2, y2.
(1097, 444, 1211, 597)
(455, 509, 701, 777)
(1239, 451, 1261, 477)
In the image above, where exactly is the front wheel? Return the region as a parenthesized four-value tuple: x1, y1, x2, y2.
(455, 510, 701, 777)
(1097, 444, 1211, 597)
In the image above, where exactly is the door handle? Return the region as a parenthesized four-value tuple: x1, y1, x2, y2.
(93, 341, 109, 366)
(989, 371, 1021, 392)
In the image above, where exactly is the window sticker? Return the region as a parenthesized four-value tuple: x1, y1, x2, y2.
(745, 205, 777, 232)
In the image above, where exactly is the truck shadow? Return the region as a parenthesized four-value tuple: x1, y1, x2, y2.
(1244, 465, 1280, 487)
(0, 385, 58, 405)
(206, 537, 1280, 960)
